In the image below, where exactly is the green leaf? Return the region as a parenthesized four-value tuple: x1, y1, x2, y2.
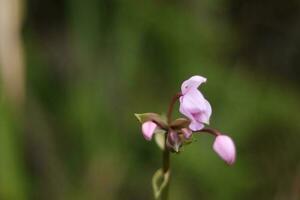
(170, 118, 190, 130)
(134, 113, 168, 129)
(152, 168, 170, 199)
(134, 113, 162, 123)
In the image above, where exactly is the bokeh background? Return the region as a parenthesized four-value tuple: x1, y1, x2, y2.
(0, 0, 300, 199)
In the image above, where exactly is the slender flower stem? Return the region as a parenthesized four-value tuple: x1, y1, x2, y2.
(163, 92, 182, 172)
(162, 133, 170, 173)
(167, 92, 182, 124)
(161, 92, 182, 200)
(198, 127, 221, 136)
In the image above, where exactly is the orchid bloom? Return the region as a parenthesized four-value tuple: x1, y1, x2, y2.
(142, 121, 157, 141)
(135, 75, 237, 200)
(179, 75, 212, 131)
(213, 135, 236, 165)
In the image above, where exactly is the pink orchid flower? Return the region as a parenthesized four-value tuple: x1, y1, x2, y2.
(213, 135, 236, 165)
(179, 75, 212, 131)
(142, 121, 157, 141)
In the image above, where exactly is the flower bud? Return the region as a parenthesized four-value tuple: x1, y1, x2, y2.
(213, 135, 236, 165)
(142, 121, 157, 141)
(166, 130, 181, 152)
(181, 128, 192, 139)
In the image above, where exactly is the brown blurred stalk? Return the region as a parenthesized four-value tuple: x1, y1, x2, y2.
(0, 0, 25, 108)
(0, 0, 27, 199)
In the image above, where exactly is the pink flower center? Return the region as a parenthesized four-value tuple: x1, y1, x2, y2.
(191, 112, 203, 122)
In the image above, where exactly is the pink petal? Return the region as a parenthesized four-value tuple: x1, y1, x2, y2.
(142, 121, 157, 141)
(179, 104, 203, 131)
(189, 121, 204, 131)
(202, 99, 212, 124)
(180, 89, 206, 111)
(213, 135, 236, 165)
(179, 89, 211, 131)
(179, 101, 195, 125)
(181, 75, 207, 95)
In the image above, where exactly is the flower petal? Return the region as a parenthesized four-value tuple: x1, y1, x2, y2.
(180, 89, 206, 111)
(181, 75, 207, 95)
(189, 121, 204, 131)
(179, 89, 211, 130)
(201, 99, 212, 124)
(142, 121, 157, 141)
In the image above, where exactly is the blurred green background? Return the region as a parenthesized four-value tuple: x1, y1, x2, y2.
(0, 0, 300, 199)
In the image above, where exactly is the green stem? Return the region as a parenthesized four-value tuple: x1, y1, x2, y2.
(161, 133, 170, 200)
(162, 133, 170, 173)
(161, 92, 181, 200)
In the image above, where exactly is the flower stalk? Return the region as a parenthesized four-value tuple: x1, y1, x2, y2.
(198, 127, 221, 136)
(161, 93, 182, 200)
